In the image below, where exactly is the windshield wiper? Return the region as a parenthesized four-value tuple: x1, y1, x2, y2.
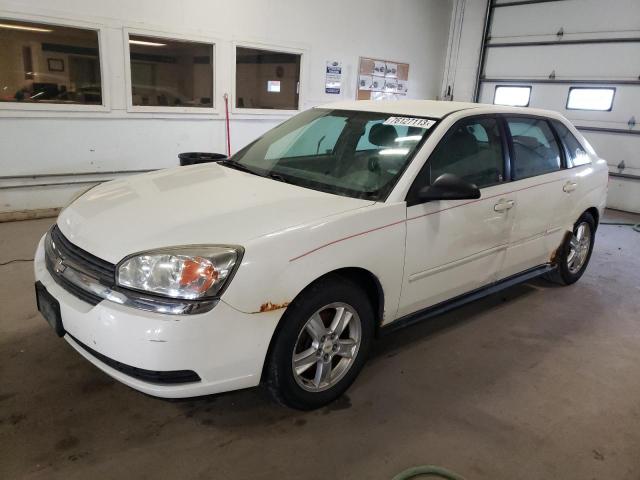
(267, 172, 294, 184)
(219, 159, 263, 177)
(221, 160, 295, 185)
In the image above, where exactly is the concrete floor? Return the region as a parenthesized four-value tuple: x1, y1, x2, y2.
(1, 210, 639, 480)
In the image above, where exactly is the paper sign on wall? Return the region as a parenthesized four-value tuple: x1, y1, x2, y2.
(358, 74, 373, 91)
(385, 62, 398, 78)
(325, 61, 342, 94)
(373, 60, 386, 76)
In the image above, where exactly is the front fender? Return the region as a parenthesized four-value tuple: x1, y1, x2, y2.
(220, 202, 407, 323)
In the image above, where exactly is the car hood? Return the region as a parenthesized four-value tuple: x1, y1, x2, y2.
(57, 163, 374, 264)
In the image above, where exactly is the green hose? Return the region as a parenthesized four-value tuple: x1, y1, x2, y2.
(601, 221, 640, 233)
(392, 465, 465, 480)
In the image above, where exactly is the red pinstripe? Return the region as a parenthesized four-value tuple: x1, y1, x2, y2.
(289, 177, 565, 262)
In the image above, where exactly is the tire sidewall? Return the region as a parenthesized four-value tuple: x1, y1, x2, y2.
(267, 276, 375, 410)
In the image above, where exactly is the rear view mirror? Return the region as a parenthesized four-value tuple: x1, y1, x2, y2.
(178, 152, 227, 166)
(418, 173, 481, 201)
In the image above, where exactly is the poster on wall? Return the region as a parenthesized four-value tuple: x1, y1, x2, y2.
(325, 60, 342, 94)
(357, 57, 409, 101)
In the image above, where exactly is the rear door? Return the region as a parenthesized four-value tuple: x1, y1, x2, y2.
(499, 115, 570, 279)
(397, 115, 516, 317)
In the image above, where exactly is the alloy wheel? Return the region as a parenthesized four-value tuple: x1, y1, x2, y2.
(567, 221, 592, 274)
(291, 302, 362, 392)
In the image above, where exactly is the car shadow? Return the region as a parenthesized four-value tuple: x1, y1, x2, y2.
(370, 278, 549, 362)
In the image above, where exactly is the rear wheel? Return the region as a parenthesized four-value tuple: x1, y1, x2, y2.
(265, 276, 374, 410)
(550, 212, 596, 285)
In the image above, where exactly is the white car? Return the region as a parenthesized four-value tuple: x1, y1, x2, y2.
(34, 100, 608, 409)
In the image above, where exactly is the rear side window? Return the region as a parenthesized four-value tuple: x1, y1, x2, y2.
(426, 117, 505, 189)
(552, 121, 590, 167)
(506, 117, 562, 180)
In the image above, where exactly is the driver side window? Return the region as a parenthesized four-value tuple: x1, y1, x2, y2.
(427, 117, 505, 189)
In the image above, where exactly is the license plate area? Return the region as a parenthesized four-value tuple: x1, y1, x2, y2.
(35, 281, 65, 337)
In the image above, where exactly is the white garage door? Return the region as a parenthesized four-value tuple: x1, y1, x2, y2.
(475, 0, 640, 213)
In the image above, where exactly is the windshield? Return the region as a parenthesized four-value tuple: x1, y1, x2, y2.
(226, 108, 437, 200)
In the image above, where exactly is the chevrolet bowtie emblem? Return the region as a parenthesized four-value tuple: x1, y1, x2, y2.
(53, 257, 67, 274)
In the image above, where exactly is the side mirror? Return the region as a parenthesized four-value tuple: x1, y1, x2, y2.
(178, 152, 227, 166)
(418, 173, 481, 201)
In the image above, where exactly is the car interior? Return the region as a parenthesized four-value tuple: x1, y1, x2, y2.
(427, 119, 504, 189)
(263, 115, 427, 197)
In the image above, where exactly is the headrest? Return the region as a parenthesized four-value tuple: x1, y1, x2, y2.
(513, 135, 544, 149)
(369, 123, 398, 146)
(449, 127, 478, 158)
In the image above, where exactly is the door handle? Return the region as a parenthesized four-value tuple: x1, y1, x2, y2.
(563, 181, 577, 193)
(494, 199, 515, 212)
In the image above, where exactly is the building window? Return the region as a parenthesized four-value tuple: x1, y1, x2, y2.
(494, 85, 531, 107)
(566, 87, 615, 111)
(0, 19, 101, 105)
(128, 34, 213, 108)
(235, 46, 301, 110)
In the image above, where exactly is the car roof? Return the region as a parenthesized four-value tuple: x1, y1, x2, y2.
(316, 99, 562, 120)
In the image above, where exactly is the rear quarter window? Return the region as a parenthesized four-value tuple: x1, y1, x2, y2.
(552, 120, 591, 167)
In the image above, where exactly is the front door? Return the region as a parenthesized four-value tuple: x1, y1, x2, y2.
(397, 115, 516, 318)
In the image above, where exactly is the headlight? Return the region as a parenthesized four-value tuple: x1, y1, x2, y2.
(117, 246, 242, 300)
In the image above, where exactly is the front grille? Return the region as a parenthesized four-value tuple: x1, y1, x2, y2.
(46, 225, 116, 305)
(69, 334, 201, 384)
(46, 263, 103, 305)
(50, 225, 115, 285)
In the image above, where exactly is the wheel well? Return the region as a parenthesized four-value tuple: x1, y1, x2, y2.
(585, 207, 599, 227)
(327, 267, 385, 328)
(259, 267, 385, 383)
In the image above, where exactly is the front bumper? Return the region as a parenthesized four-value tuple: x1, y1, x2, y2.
(34, 236, 282, 398)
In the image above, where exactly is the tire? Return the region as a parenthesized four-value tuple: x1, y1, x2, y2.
(549, 212, 596, 285)
(265, 275, 375, 410)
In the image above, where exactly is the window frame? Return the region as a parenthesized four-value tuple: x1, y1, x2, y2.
(493, 85, 532, 107)
(406, 114, 511, 206)
(502, 114, 568, 181)
(122, 27, 218, 114)
(565, 86, 616, 112)
(231, 40, 306, 116)
(0, 13, 110, 113)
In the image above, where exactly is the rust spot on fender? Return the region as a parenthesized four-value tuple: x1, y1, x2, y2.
(259, 301, 290, 313)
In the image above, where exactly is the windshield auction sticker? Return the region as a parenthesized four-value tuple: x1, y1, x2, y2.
(383, 117, 436, 129)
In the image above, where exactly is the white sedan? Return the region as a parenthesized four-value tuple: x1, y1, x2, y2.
(34, 100, 608, 409)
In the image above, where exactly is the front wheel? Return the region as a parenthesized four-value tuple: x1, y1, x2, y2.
(265, 276, 374, 410)
(550, 212, 596, 285)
